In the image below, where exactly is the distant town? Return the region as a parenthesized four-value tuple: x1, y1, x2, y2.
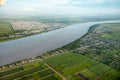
(0, 22, 120, 80)
(0, 21, 71, 41)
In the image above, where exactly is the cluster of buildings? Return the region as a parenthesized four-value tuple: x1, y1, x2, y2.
(11, 22, 48, 30)
(0, 21, 69, 41)
(11, 22, 69, 36)
(0, 49, 65, 71)
(71, 25, 120, 70)
(11, 22, 68, 33)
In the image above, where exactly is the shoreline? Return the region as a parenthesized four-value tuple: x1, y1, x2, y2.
(0, 23, 107, 69)
(0, 20, 120, 67)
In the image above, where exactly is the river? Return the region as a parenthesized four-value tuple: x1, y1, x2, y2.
(0, 20, 120, 66)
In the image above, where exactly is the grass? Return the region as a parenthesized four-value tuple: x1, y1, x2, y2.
(0, 67, 24, 77)
(44, 51, 120, 80)
(99, 23, 120, 40)
(44, 51, 97, 74)
(101, 31, 120, 40)
(17, 68, 56, 80)
(0, 22, 14, 37)
(1, 66, 44, 80)
(23, 62, 42, 70)
(103, 69, 120, 80)
(23, 64, 34, 70)
(18, 75, 33, 80)
(42, 74, 59, 80)
(80, 68, 98, 80)
(84, 63, 120, 80)
(32, 72, 41, 79)
(0, 60, 62, 80)
(0, 51, 119, 80)
(88, 64, 111, 75)
(38, 69, 54, 78)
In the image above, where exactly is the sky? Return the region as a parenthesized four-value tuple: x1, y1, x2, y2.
(0, 0, 120, 17)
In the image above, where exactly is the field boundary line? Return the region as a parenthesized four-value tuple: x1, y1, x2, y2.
(42, 60, 67, 80)
(15, 68, 49, 80)
(1, 65, 45, 79)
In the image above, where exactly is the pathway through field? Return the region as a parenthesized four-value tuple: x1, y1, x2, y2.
(42, 60, 67, 80)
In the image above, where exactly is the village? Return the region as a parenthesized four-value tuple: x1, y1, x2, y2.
(0, 49, 65, 71)
(0, 21, 69, 41)
(66, 23, 120, 71)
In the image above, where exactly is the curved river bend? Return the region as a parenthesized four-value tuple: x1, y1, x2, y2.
(0, 20, 120, 66)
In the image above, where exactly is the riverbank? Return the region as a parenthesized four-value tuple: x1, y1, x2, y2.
(0, 21, 72, 42)
(0, 49, 119, 80)
(0, 21, 120, 80)
(64, 23, 120, 71)
(0, 20, 120, 66)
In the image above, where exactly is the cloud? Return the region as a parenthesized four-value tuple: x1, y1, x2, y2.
(23, 7, 35, 11)
(71, 0, 105, 4)
(0, 0, 120, 16)
(24, 0, 70, 7)
(70, 0, 120, 5)
(70, 0, 120, 7)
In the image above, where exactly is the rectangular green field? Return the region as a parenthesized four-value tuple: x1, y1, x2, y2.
(38, 69, 54, 78)
(88, 64, 111, 75)
(80, 64, 120, 80)
(22, 61, 45, 70)
(1, 66, 44, 80)
(0, 67, 24, 77)
(43, 51, 120, 80)
(80, 68, 98, 80)
(99, 23, 120, 40)
(17, 75, 33, 80)
(0, 22, 14, 37)
(42, 74, 61, 80)
(44, 51, 97, 75)
(1, 51, 119, 80)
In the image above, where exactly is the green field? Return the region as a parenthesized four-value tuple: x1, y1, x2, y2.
(0, 67, 24, 77)
(44, 51, 120, 80)
(0, 22, 14, 37)
(64, 23, 120, 71)
(42, 74, 61, 80)
(0, 51, 119, 80)
(0, 61, 62, 80)
(98, 23, 120, 40)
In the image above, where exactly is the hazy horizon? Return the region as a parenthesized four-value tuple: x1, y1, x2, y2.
(0, 0, 120, 17)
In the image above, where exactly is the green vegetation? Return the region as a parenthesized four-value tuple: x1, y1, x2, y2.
(0, 22, 14, 37)
(99, 23, 120, 40)
(22, 62, 43, 70)
(44, 51, 97, 75)
(44, 51, 120, 80)
(0, 67, 24, 77)
(0, 19, 76, 42)
(0, 61, 62, 80)
(0, 50, 119, 80)
(80, 68, 97, 80)
(88, 64, 111, 75)
(38, 69, 54, 78)
(2, 66, 44, 80)
(42, 74, 60, 80)
(64, 23, 120, 71)
(18, 75, 33, 80)
(0, 23, 120, 80)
